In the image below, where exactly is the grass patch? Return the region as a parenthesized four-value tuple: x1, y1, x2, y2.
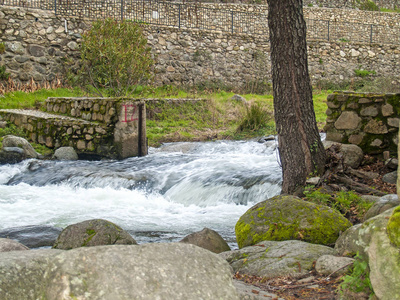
(0, 85, 329, 148)
(0, 88, 84, 110)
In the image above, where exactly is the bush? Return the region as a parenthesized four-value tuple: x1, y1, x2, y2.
(77, 18, 154, 97)
(237, 102, 272, 132)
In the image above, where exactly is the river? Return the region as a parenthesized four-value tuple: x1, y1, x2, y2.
(0, 140, 282, 248)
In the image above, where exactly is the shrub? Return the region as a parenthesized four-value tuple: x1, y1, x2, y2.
(354, 69, 376, 78)
(237, 102, 273, 132)
(78, 18, 154, 97)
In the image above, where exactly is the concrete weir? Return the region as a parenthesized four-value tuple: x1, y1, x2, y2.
(0, 97, 147, 159)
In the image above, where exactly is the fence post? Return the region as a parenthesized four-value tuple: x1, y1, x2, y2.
(231, 11, 234, 34)
(327, 20, 330, 41)
(121, 0, 124, 21)
(370, 24, 373, 43)
(178, 4, 181, 29)
(54, 0, 57, 15)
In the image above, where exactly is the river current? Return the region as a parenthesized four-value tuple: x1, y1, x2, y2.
(0, 140, 282, 248)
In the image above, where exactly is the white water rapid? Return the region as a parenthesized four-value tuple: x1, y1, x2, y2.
(0, 140, 282, 248)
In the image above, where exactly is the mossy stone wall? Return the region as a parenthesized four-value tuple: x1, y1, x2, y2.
(324, 91, 400, 155)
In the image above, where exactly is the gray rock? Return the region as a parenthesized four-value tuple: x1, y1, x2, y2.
(231, 94, 247, 103)
(315, 255, 354, 277)
(335, 207, 396, 259)
(0, 238, 29, 252)
(363, 194, 399, 221)
(53, 146, 78, 160)
(0, 121, 7, 128)
(180, 227, 230, 253)
(233, 280, 284, 300)
(360, 195, 380, 204)
(306, 176, 320, 185)
(27, 44, 45, 57)
(0, 249, 63, 300)
(235, 195, 352, 248)
(44, 243, 239, 300)
(385, 158, 398, 170)
(382, 170, 397, 184)
(1, 135, 39, 158)
(368, 210, 400, 299)
(53, 219, 137, 249)
(220, 240, 335, 279)
(0, 148, 26, 164)
(0, 225, 62, 248)
(323, 141, 364, 168)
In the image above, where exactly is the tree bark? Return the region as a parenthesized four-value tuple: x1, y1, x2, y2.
(267, 0, 326, 194)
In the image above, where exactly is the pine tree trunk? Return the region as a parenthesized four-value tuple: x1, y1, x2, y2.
(267, 0, 326, 194)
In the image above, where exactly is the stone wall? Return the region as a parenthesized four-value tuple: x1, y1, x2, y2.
(324, 92, 400, 155)
(0, 6, 400, 89)
(0, 97, 147, 159)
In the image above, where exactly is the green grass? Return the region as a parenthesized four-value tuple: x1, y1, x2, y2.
(0, 85, 329, 147)
(0, 88, 84, 109)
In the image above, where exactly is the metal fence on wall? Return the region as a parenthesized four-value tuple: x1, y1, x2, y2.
(1, 0, 399, 45)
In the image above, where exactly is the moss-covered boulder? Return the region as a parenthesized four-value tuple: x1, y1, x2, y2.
(235, 195, 352, 249)
(387, 206, 400, 248)
(53, 219, 137, 250)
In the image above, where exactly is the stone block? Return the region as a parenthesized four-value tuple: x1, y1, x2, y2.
(335, 111, 360, 130)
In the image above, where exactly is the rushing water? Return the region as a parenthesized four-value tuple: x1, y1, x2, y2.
(0, 140, 282, 248)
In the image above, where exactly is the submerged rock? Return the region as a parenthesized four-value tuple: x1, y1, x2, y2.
(0, 225, 62, 248)
(180, 227, 230, 254)
(53, 219, 137, 250)
(235, 195, 351, 248)
(220, 240, 334, 279)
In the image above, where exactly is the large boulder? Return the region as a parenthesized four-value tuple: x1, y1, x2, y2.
(363, 194, 399, 221)
(53, 219, 137, 250)
(334, 206, 400, 300)
(0, 244, 240, 300)
(0, 225, 62, 248)
(335, 208, 396, 259)
(1, 135, 39, 158)
(180, 227, 230, 253)
(0, 249, 63, 300)
(0, 238, 29, 252)
(235, 195, 352, 249)
(219, 240, 335, 279)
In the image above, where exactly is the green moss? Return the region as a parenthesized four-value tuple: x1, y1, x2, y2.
(387, 206, 400, 248)
(235, 195, 352, 248)
(82, 228, 96, 246)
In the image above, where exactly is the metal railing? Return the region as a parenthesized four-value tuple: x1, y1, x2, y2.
(1, 0, 399, 44)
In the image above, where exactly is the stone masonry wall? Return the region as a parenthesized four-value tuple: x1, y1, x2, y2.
(0, 6, 400, 89)
(0, 97, 147, 159)
(324, 92, 400, 155)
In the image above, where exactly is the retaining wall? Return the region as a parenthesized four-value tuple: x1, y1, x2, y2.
(324, 92, 400, 155)
(0, 6, 400, 89)
(0, 97, 147, 159)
